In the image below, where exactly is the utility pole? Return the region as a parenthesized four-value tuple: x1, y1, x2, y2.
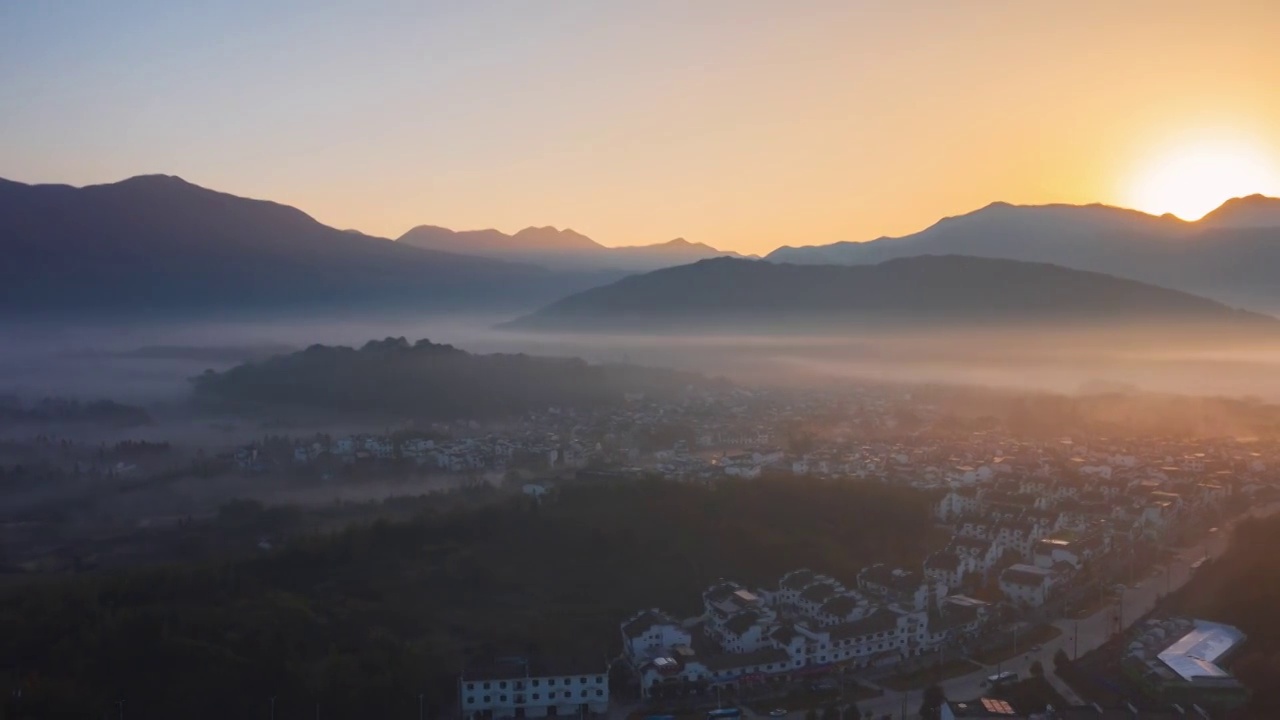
(1073, 621, 1079, 661)
(419, 693, 425, 720)
(270, 696, 277, 720)
(116, 700, 124, 720)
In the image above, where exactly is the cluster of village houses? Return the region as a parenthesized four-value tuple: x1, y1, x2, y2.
(232, 432, 597, 475)
(622, 568, 987, 700)
(614, 439, 1267, 700)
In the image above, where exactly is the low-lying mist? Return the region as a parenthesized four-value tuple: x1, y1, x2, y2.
(6, 314, 1280, 408)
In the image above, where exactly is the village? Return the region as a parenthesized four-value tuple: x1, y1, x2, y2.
(3, 383, 1278, 718)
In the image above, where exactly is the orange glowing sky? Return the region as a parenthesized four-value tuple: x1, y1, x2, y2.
(3, 1, 1280, 255)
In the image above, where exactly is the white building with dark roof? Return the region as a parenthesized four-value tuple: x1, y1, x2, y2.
(460, 656, 608, 720)
(998, 564, 1053, 607)
(621, 609, 691, 665)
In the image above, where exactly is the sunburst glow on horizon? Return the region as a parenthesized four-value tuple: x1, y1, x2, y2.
(1125, 137, 1280, 221)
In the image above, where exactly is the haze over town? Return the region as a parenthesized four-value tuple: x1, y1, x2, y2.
(8, 3, 1280, 720)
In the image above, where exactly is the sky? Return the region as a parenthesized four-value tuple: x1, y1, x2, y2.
(3, 0, 1280, 255)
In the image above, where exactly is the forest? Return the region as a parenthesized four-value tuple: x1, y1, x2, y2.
(190, 337, 719, 419)
(0, 396, 151, 428)
(0, 476, 943, 719)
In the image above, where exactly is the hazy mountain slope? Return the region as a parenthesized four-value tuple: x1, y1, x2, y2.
(0, 175, 620, 318)
(505, 256, 1274, 332)
(398, 224, 744, 271)
(1199, 194, 1280, 228)
(769, 202, 1190, 268)
(766, 197, 1280, 310)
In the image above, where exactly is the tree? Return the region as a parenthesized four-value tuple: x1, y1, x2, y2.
(918, 684, 945, 720)
(1053, 648, 1070, 671)
(1029, 660, 1045, 678)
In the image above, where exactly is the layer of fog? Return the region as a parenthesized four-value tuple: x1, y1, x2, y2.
(7, 314, 1280, 411)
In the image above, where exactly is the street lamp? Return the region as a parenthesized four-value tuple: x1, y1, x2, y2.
(270, 696, 277, 720)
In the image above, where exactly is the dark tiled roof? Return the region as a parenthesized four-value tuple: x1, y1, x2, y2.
(704, 581, 742, 605)
(819, 594, 863, 618)
(723, 611, 761, 636)
(779, 569, 815, 591)
(463, 655, 606, 681)
(1000, 567, 1049, 587)
(622, 609, 678, 640)
(800, 582, 837, 603)
(769, 624, 799, 645)
(828, 611, 899, 641)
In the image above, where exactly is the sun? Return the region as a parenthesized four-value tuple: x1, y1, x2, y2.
(1125, 137, 1280, 221)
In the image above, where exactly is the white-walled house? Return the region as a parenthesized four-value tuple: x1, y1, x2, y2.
(460, 657, 608, 720)
(999, 564, 1054, 607)
(924, 552, 967, 592)
(621, 609, 692, 665)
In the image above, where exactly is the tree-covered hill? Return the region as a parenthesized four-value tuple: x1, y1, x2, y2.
(190, 337, 715, 419)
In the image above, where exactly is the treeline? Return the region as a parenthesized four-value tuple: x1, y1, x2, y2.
(190, 337, 719, 419)
(0, 397, 151, 428)
(0, 477, 942, 719)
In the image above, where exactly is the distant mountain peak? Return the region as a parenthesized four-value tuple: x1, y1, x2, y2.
(1200, 194, 1280, 228)
(114, 173, 195, 189)
(511, 226, 601, 250)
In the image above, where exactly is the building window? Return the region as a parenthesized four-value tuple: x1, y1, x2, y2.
(501, 696, 507, 702)
(484, 697, 491, 703)
(597, 690, 604, 697)
(581, 691, 588, 698)
(580, 677, 587, 684)
(484, 683, 491, 690)
(547, 679, 555, 686)
(500, 682, 508, 689)
(467, 683, 475, 691)
(595, 677, 603, 684)
(533, 694, 540, 701)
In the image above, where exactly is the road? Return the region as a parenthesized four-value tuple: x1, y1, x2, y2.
(848, 501, 1278, 719)
(611, 502, 1278, 720)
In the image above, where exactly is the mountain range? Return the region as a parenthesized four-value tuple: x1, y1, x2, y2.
(7, 172, 1280, 324)
(397, 224, 747, 271)
(0, 175, 625, 318)
(504, 255, 1276, 333)
(767, 195, 1280, 310)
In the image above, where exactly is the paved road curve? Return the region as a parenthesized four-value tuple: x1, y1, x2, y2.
(849, 501, 1277, 719)
(611, 502, 1278, 720)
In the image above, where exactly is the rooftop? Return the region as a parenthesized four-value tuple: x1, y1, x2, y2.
(462, 654, 606, 681)
(1156, 619, 1246, 682)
